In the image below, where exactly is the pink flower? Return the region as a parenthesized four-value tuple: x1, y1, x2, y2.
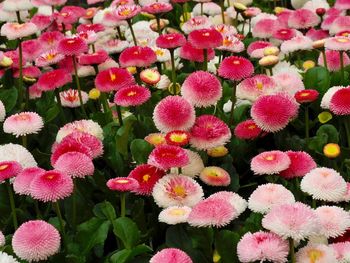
(35, 50, 65, 67)
(296, 244, 337, 263)
(153, 96, 195, 133)
(158, 206, 191, 225)
(207, 191, 247, 216)
(107, 177, 139, 192)
(156, 33, 186, 49)
(1, 22, 38, 40)
(165, 130, 190, 147)
(237, 231, 289, 263)
(39, 31, 65, 51)
(190, 115, 231, 150)
(272, 28, 296, 41)
(330, 16, 350, 35)
(181, 16, 212, 34)
(179, 42, 215, 63)
(77, 23, 105, 34)
(113, 4, 141, 20)
(150, 248, 193, 263)
(51, 139, 92, 166)
(251, 150, 291, 175)
(330, 242, 350, 262)
(315, 206, 350, 238)
(119, 46, 157, 68)
(0, 161, 22, 182)
(95, 67, 135, 92)
(148, 145, 189, 170)
(21, 40, 43, 63)
(152, 174, 204, 207)
(251, 93, 299, 133)
(188, 28, 223, 49)
(12, 220, 60, 262)
(306, 28, 329, 41)
(325, 36, 350, 51)
(30, 170, 74, 202)
(57, 37, 88, 56)
(217, 34, 245, 53)
(114, 85, 151, 107)
(3, 112, 44, 137)
(142, 2, 173, 14)
(181, 71, 222, 108)
(55, 6, 86, 24)
(218, 56, 254, 81)
(247, 41, 273, 58)
(279, 151, 316, 179)
(128, 164, 165, 195)
(13, 167, 45, 195)
(248, 183, 295, 214)
(199, 166, 231, 186)
(30, 14, 52, 31)
(288, 8, 320, 29)
(53, 151, 94, 178)
(37, 69, 72, 91)
(294, 89, 319, 103)
(234, 119, 262, 140)
(188, 198, 236, 227)
(330, 87, 350, 115)
(252, 18, 277, 39)
(59, 89, 88, 108)
(262, 202, 320, 241)
(78, 50, 109, 65)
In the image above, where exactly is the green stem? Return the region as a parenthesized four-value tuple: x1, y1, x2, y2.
(305, 105, 309, 139)
(289, 238, 296, 263)
(321, 49, 328, 70)
(116, 26, 123, 40)
(169, 49, 177, 95)
(6, 182, 18, 229)
(344, 116, 350, 147)
(116, 105, 123, 126)
(200, 3, 204, 15)
(127, 19, 137, 46)
(229, 81, 237, 125)
(72, 56, 87, 118)
(34, 200, 42, 219)
(312, 198, 317, 209)
(16, 11, 22, 23)
(120, 193, 126, 217)
(203, 49, 208, 71)
(100, 92, 113, 121)
(54, 202, 68, 251)
(22, 135, 27, 148)
(340, 51, 345, 84)
(219, 0, 225, 24)
(268, 67, 273, 76)
(18, 39, 23, 108)
(55, 89, 67, 123)
(156, 15, 162, 35)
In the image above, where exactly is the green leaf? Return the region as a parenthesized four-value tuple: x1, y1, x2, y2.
(110, 245, 152, 263)
(130, 139, 153, 164)
(116, 115, 137, 157)
(304, 67, 330, 95)
(76, 217, 110, 255)
(45, 105, 60, 123)
(316, 124, 339, 143)
(113, 217, 140, 249)
(214, 230, 240, 263)
(0, 88, 18, 112)
(93, 201, 116, 221)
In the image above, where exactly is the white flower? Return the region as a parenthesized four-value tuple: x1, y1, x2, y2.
(158, 206, 192, 225)
(2, 0, 33, 12)
(0, 143, 37, 168)
(0, 252, 20, 263)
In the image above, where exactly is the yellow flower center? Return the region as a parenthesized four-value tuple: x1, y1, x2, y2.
(336, 38, 350, 43)
(127, 91, 137, 96)
(173, 185, 186, 197)
(265, 155, 275, 161)
(142, 174, 150, 182)
(0, 164, 9, 171)
(169, 208, 187, 216)
(155, 49, 165, 56)
(256, 82, 263, 90)
(323, 143, 341, 158)
(120, 9, 131, 16)
(110, 72, 117, 81)
(45, 173, 57, 180)
(116, 179, 129, 184)
(170, 133, 187, 143)
(307, 249, 324, 263)
(233, 60, 240, 65)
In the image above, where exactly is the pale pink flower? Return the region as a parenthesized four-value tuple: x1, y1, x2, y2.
(3, 112, 44, 137)
(251, 150, 291, 175)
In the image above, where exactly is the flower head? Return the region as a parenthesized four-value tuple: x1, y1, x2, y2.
(234, 119, 262, 140)
(107, 177, 139, 192)
(218, 56, 254, 81)
(318, 50, 350, 72)
(35, 50, 65, 67)
(95, 67, 135, 92)
(179, 42, 215, 63)
(288, 8, 320, 29)
(251, 150, 291, 175)
(296, 244, 337, 263)
(148, 145, 189, 170)
(142, 2, 173, 14)
(3, 112, 44, 138)
(1, 22, 37, 40)
(279, 151, 316, 179)
(188, 28, 223, 49)
(59, 89, 89, 108)
(0, 161, 22, 182)
(114, 85, 151, 107)
(37, 69, 72, 91)
(295, 89, 319, 103)
(113, 4, 141, 20)
(119, 46, 157, 68)
(150, 248, 193, 263)
(158, 206, 192, 225)
(13, 167, 45, 196)
(330, 87, 350, 115)
(56, 119, 104, 142)
(0, 143, 37, 168)
(53, 152, 94, 178)
(315, 206, 350, 238)
(156, 33, 186, 49)
(57, 37, 88, 56)
(199, 166, 231, 187)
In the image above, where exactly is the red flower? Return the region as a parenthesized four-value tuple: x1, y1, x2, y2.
(294, 89, 319, 103)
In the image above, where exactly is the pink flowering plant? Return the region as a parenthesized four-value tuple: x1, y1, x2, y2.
(1, 0, 350, 262)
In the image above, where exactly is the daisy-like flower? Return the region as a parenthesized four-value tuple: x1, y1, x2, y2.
(158, 206, 192, 225)
(331, 242, 350, 263)
(237, 231, 289, 263)
(321, 86, 346, 109)
(0, 252, 19, 263)
(247, 41, 273, 59)
(0, 161, 22, 182)
(0, 100, 5, 122)
(114, 85, 151, 107)
(119, 46, 157, 68)
(294, 89, 319, 103)
(97, 39, 129, 54)
(165, 131, 190, 147)
(179, 42, 215, 63)
(272, 28, 296, 41)
(56, 119, 104, 142)
(37, 69, 72, 91)
(252, 18, 277, 39)
(190, 115, 231, 150)
(152, 174, 204, 208)
(142, 2, 173, 14)
(207, 191, 247, 216)
(95, 67, 135, 92)
(57, 37, 88, 56)
(181, 16, 213, 34)
(0, 231, 5, 246)
(144, 133, 166, 146)
(150, 248, 193, 263)
(156, 33, 186, 49)
(140, 69, 161, 85)
(170, 150, 204, 178)
(248, 183, 295, 214)
(59, 89, 89, 108)
(330, 16, 350, 35)
(296, 244, 337, 263)
(330, 87, 350, 115)
(128, 164, 165, 195)
(218, 56, 254, 81)
(280, 36, 313, 53)
(113, 4, 141, 20)
(78, 50, 109, 65)
(234, 119, 262, 140)
(325, 36, 350, 51)
(2, 0, 33, 11)
(262, 202, 319, 241)
(3, 112, 44, 138)
(39, 31, 65, 52)
(107, 177, 139, 192)
(0, 22, 37, 40)
(217, 34, 245, 53)
(153, 96, 196, 133)
(12, 220, 60, 262)
(236, 74, 279, 102)
(148, 145, 189, 170)
(315, 206, 350, 239)
(318, 50, 350, 72)
(300, 167, 347, 202)
(152, 47, 170, 63)
(251, 150, 291, 175)
(288, 8, 320, 29)
(207, 146, 229, 158)
(279, 151, 316, 179)
(199, 166, 231, 187)
(53, 152, 94, 178)
(30, 170, 73, 202)
(0, 143, 37, 168)
(187, 197, 236, 228)
(77, 24, 105, 33)
(251, 93, 299, 133)
(181, 71, 222, 108)
(272, 71, 304, 96)
(13, 167, 45, 195)
(51, 139, 92, 166)
(188, 28, 223, 49)
(21, 40, 43, 63)
(35, 50, 65, 67)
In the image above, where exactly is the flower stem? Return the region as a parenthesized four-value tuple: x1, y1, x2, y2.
(72, 56, 87, 118)
(169, 49, 177, 95)
(229, 81, 237, 125)
(116, 105, 123, 126)
(289, 238, 296, 263)
(22, 135, 27, 148)
(340, 51, 345, 84)
(100, 92, 113, 122)
(200, 3, 204, 15)
(54, 202, 68, 251)
(344, 116, 350, 147)
(54, 89, 66, 123)
(203, 49, 208, 71)
(156, 15, 162, 35)
(321, 49, 328, 70)
(120, 193, 126, 217)
(127, 19, 137, 46)
(219, 0, 225, 24)
(6, 182, 18, 229)
(305, 105, 309, 139)
(16, 11, 22, 23)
